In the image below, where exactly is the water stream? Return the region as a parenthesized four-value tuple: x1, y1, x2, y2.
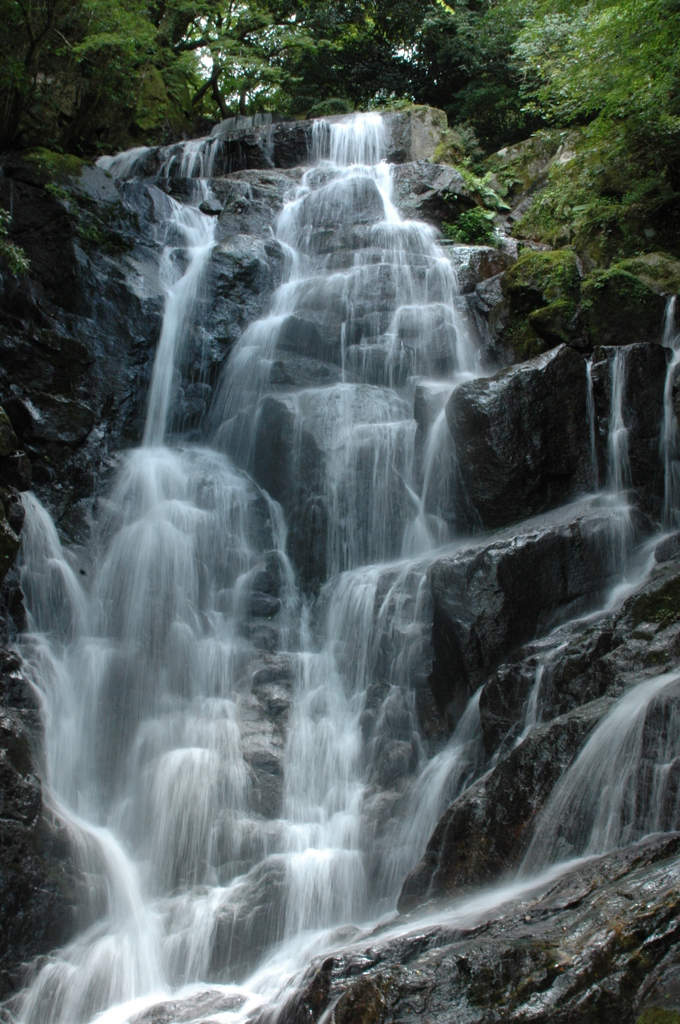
(7, 115, 680, 1024)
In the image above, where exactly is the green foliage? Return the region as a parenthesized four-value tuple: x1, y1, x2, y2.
(443, 208, 498, 246)
(0, 209, 29, 275)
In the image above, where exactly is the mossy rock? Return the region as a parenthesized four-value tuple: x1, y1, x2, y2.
(486, 130, 578, 204)
(528, 299, 580, 346)
(636, 1011, 680, 1024)
(615, 253, 680, 296)
(581, 267, 667, 346)
(497, 312, 547, 362)
(23, 148, 87, 183)
(630, 575, 680, 626)
(503, 249, 581, 313)
(0, 406, 18, 457)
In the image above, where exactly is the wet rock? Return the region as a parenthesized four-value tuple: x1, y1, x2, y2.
(215, 168, 301, 237)
(428, 497, 635, 714)
(130, 990, 246, 1024)
(399, 697, 610, 907)
(277, 834, 680, 1024)
(391, 162, 474, 226)
(208, 856, 287, 982)
(0, 654, 79, 997)
(199, 197, 222, 216)
(446, 345, 594, 530)
(590, 342, 667, 512)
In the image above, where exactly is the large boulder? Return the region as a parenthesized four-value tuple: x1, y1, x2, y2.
(446, 344, 594, 530)
(582, 267, 667, 347)
(275, 834, 680, 1024)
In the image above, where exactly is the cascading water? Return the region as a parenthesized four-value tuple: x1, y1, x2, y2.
(661, 295, 680, 527)
(8, 113, 678, 1024)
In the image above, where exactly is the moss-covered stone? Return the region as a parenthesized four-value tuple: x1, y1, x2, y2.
(23, 148, 87, 183)
(528, 299, 580, 346)
(630, 575, 680, 626)
(637, 1011, 680, 1024)
(0, 407, 18, 457)
(503, 249, 581, 313)
(485, 130, 577, 206)
(581, 267, 667, 346)
(616, 252, 680, 296)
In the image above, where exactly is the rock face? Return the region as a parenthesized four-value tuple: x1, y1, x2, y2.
(390, 162, 474, 226)
(447, 345, 594, 530)
(0, 650, 81, 998)
(403, 545, 680, 908)
(0, 157, 286, 538)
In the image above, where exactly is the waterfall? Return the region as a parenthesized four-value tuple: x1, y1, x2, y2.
(606, 347, 631, 494)
(661, 296, 680, 527)
(521, 670, 680, 870)
(143, 187, 217, 446)
(9, 111, 667, 1024)
(11, 114, 487, 1024)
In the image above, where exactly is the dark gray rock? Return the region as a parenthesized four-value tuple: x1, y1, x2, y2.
(590, 342, 668, 514)
(0, 652, 80, 998)
(428, 497, 636, 714)
(271, 834, 680, 1024)
(446, 344, 594, 530)
(391, 162, 474, 226)
(399, 696, 610, 908)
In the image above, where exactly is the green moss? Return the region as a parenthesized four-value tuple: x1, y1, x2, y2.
(503, 249, 581, 311)
(308, 97, 354, 118)
(23, 148, 87, 183)
(486, 130, 573, 205)
(581, 268, 667, 346)
(631, 576, 680, 626)
(615, 253, 680, 296)
(636, 1010, 680, 1024)
(500, 312, 545, 361)
(528, 299, 579, 346)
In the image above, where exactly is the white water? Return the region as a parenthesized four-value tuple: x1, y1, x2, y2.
(607, 347, 631, 494)
(9, 114, 678, 1024)
(661, 296, 680, 527)
(522, 669, 680, 870)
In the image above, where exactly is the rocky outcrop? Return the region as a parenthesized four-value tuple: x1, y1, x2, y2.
(446, 345, 594, 530)
(273, 834, 680, 1024)
(106, 107, 450, 180)
(0, 157, 285, 537)
(590, 342, 668, 512)
(427, 497, 635, 718)
(390, 162, 474, 227)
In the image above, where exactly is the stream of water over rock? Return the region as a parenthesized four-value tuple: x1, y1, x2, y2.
(7, 114, 680, 1024)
